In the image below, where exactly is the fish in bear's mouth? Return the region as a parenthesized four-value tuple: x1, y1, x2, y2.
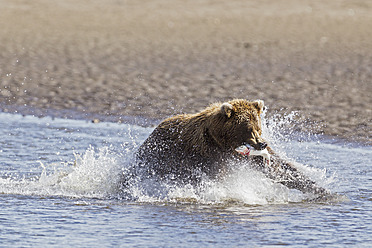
(235, 143, 271, 165)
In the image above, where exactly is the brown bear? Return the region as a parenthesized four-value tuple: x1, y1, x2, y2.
(135, 99, 327, 195)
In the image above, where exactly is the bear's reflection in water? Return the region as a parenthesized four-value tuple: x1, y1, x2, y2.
(132, 99, 329, 196)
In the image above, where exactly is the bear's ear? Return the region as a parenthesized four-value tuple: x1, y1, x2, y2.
(220, 102, 234, 118)
(253, 100, 265, 113)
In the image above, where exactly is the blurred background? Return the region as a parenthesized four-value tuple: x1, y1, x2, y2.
(0, 0, 371, 144)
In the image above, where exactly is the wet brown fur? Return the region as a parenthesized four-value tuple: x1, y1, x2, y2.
(136, 99, 267, 181)
(158, 99, 266, 156)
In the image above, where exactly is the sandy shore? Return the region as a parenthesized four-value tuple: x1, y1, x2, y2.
(0, 0, 371, 145)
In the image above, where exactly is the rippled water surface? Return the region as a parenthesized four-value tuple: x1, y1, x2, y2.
(0, 113, 371, 247)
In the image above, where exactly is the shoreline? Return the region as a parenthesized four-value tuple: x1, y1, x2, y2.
(1, 103, 370, 147)
(0, 104, 160, 128)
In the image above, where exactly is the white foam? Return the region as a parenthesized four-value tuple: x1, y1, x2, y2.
(148, 162, 308, 205)
(56, 146, 123, 197)
(0, 146, 124, 199)
(0, 144, 330, 204)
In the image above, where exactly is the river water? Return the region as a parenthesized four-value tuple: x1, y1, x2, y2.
(0, 112, 371, 247)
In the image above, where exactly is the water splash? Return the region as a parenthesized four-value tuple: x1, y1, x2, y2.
(53, 146, 123, 198)
(0, 146, 123, 199)
(0, 112, 335, 205)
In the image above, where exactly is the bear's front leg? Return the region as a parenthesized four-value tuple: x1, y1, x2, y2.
(251, 147, 329, 195)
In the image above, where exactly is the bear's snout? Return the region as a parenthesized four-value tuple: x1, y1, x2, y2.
(257, 142, 267, 150)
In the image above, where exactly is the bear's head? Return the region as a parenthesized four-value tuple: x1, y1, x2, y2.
(207, 99, 267, 152)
